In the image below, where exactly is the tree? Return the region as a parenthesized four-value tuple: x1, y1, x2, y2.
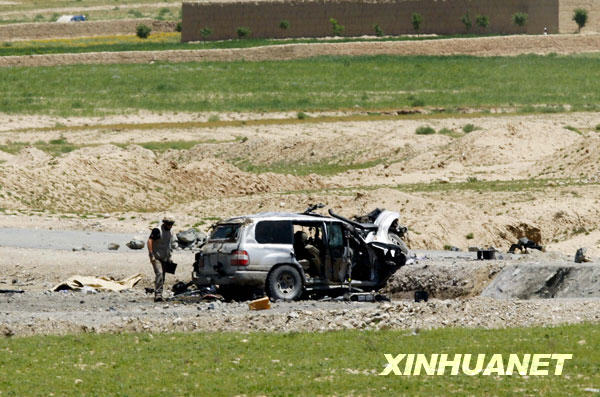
(199, 27, 212, 40)
(136, 24, 151, 39)
(279, 20, 290, 30)
(461, 11, 472, 32)
(573, 8, 588, 32)
(512, 12, 528, 30)
(476, 15, 489, 30)
(411, 13, 423, 33)
(329, 18, 344, 36)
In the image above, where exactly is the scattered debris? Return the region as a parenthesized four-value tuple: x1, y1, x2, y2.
(53, 274, 142, 292)
(81, 286, 98, 294)
(72, 245, 90, 252)
(415, 290, 429, 302)
(509, 237, 543, 253)
(172, 281, 191, 295)
(345, 292, 390, 302)
(575, 248, 592, 263)
(477, 248, 497, 260)
(249, 296, 271, 310)
(126, 239, 144, 250)
(108, 243, 120, 251)
(444, 245, 460, 252)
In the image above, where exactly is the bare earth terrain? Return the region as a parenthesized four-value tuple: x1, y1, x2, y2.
(1, 31, 600, 336)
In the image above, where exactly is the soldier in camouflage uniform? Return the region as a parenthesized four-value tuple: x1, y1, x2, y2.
(147, 217, 174, 302)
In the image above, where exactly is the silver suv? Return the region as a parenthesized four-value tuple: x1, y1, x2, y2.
(192, 209, 407, 300)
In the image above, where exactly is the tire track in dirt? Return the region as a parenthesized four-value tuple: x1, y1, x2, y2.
(1, 34, 599, 68)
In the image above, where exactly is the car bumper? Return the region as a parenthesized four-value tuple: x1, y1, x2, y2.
(192, 270, 268, 287)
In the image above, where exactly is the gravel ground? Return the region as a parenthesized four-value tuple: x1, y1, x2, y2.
(1, 228, 599, 337)
(1, 290, 599, 337)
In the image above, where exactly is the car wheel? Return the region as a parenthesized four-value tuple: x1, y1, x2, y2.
(388, 233, 409, 255)
(266, 265, 303, 301)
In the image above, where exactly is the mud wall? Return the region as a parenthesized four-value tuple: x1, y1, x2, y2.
(182, 0, 559, 41)
(559, 0, 600, 32)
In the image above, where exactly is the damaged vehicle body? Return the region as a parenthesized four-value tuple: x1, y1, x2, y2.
(192, 206, 408, 300)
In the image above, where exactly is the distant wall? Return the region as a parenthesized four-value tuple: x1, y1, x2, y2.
(559, 0, 600, 32)
(182, 0, 560, 42)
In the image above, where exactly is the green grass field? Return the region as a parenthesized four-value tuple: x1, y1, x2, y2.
(0, 324, 597, 396)
(1, 54, 599, 117)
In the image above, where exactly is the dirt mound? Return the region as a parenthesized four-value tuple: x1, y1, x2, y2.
(483, 263, 600, 299)
(0, 144, 324, 212)
(383, 260, 503, 299)
(406, 120, 579, 172)
(2, 34, 600, 68)
(536, 134, 600, 179)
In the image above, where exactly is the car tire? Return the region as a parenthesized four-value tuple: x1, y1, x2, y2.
(266, 265, 303, 301)
(388, 233, 409, 255)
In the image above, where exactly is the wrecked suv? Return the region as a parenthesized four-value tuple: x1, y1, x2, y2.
(192, 206, 408, 300)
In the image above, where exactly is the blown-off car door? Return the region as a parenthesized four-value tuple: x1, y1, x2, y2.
(326, 222, 348, 282)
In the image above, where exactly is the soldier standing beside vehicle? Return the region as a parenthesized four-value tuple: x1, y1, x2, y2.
(148, 217, 175, 302)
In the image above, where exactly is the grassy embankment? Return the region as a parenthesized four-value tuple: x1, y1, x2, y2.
(0, 33, 491, 55)
(1, 54, 599, 116)
(0, 324, 597, 395)
(1, 54, 599, 177)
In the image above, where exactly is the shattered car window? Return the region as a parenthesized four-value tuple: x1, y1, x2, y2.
(210, 224, 240, 241)
(255, 221, 293, 244)
(328, 223, 344, 248)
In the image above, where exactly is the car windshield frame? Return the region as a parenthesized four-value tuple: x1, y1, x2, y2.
(209, 223, 241, 242)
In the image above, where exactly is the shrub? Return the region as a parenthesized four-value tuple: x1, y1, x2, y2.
(279, 20, 290, 30)
(415, 125, 435, 135)
(465, 233, 474, 240)
(476, 15, 489, 29)
(297, 112, 309, 120)
(373, 24, 384, 37)
(411, 13, 423, 33)
(595, 124, 600, 131)
(461, 11, 472, 32)
(573, 8, 588, 32)
(128, 9, 143, 18)
(175, 21, 182, 32)
(410, 97, 425, 107)
(236, 26, 251, 38)
(438, 128, 454, 135)
(136, 24, 151, 39)
(512, 12, 528, 28)
(462, 123, 479, 133)
(329, 18, 344, 36)
(199, 27, 213, 40)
